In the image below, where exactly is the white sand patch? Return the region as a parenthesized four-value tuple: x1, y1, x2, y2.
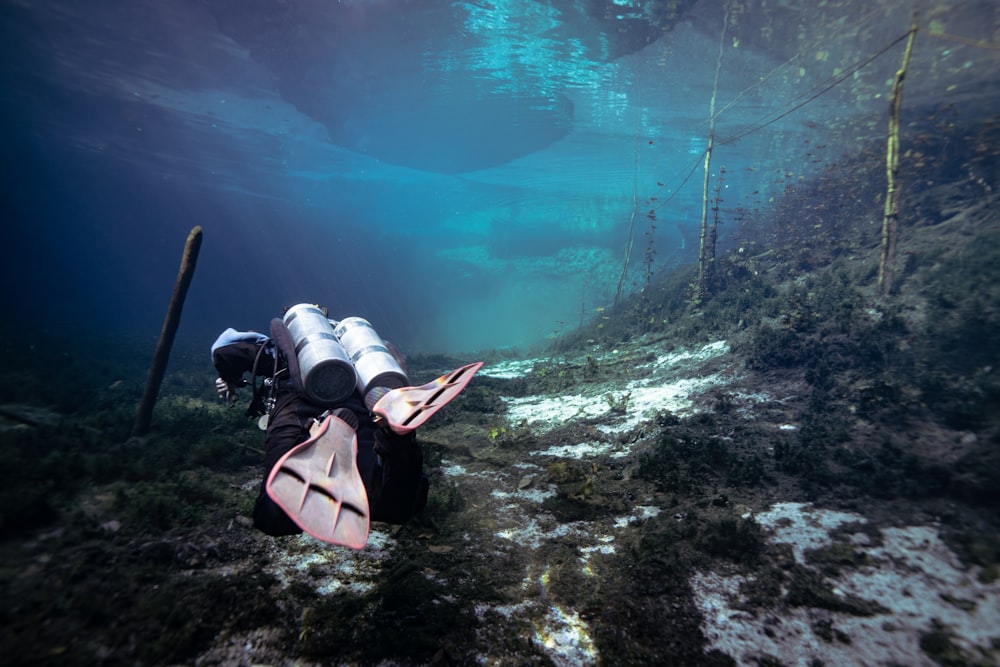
(496, 515, 581, 549)
(266, 529, 395, 596)
(497, 340, 737, 437)
(647, 340, 730, 369)
(440, 461, 498, 478)
(605, 374, 726, 432)
(580, 538, 616, 558)
(692, 503, 1000, 666)
(756, 501, 867, 563)
(839, 526, 1000, 660)
(490, 341, 729, 431)
(441, 462, 469, 477)
(615, 505, 662, 528)
(492, 486, 557, 503)
(474, 574, 599, 667)
(533, 603, 599, 667)
(505, 392, 613, 428)
(504, 372, 726, 434)
(481, 339, 730, 384)
(520, 564, 601, 666)
(532, 441, 618, 458)
(691, 570, 751, 645)
(481, 358, 539, 379)
(478, 508, 619, 665)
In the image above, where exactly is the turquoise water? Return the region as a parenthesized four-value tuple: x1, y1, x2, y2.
(1, 0, 996, 353)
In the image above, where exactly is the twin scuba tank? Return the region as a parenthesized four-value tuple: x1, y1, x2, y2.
(280, 303, 408, 408)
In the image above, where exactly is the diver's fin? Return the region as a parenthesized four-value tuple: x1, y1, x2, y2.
(265, 414, 370, 549)
(372, 361, 484, 435)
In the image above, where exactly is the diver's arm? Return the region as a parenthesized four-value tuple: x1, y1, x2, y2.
(212, 341, 266, 388)
(210, 329, 275, 391)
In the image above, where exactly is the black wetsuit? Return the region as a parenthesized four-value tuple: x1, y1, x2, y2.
(212, 337, 428, 535)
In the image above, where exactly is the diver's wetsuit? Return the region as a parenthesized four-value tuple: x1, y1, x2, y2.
(212, 336, 428, 535)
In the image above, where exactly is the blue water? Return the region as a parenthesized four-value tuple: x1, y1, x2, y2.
(2, 0, 996, 353)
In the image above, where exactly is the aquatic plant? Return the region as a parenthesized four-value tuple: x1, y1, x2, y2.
(614, 111, 643, 307)
(604, 391, 631, 414)
(696, 3, 731, 304)
(642, 217, 657, 295)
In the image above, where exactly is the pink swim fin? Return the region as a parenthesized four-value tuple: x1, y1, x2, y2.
(266, 414, 370, 549)
(372, 361, 484, 435)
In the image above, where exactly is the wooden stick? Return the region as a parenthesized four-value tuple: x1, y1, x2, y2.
(698, 0, 730, 302)
(878, 12, 919, 296)
(132, 226, 203, 436)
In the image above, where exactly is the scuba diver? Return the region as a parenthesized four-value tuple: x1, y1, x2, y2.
(211, 304, 481, 550)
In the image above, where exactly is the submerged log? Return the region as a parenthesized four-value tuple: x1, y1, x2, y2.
(132, 226, 203, 436)
(877, 12, 919, 296)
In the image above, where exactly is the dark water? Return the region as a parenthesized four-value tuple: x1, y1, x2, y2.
(4, 0, 996, 354)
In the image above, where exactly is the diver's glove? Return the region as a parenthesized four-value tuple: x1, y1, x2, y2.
(215, 377, 239, 403)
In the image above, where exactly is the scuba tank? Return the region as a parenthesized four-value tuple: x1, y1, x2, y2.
(333, 316, 408, 406)
(265, 304, 481, 439)
(281, 304, 357, 407)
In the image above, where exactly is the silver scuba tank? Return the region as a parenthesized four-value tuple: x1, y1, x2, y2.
(282, 304, 357, 406)
(333, 316, 408, 399)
